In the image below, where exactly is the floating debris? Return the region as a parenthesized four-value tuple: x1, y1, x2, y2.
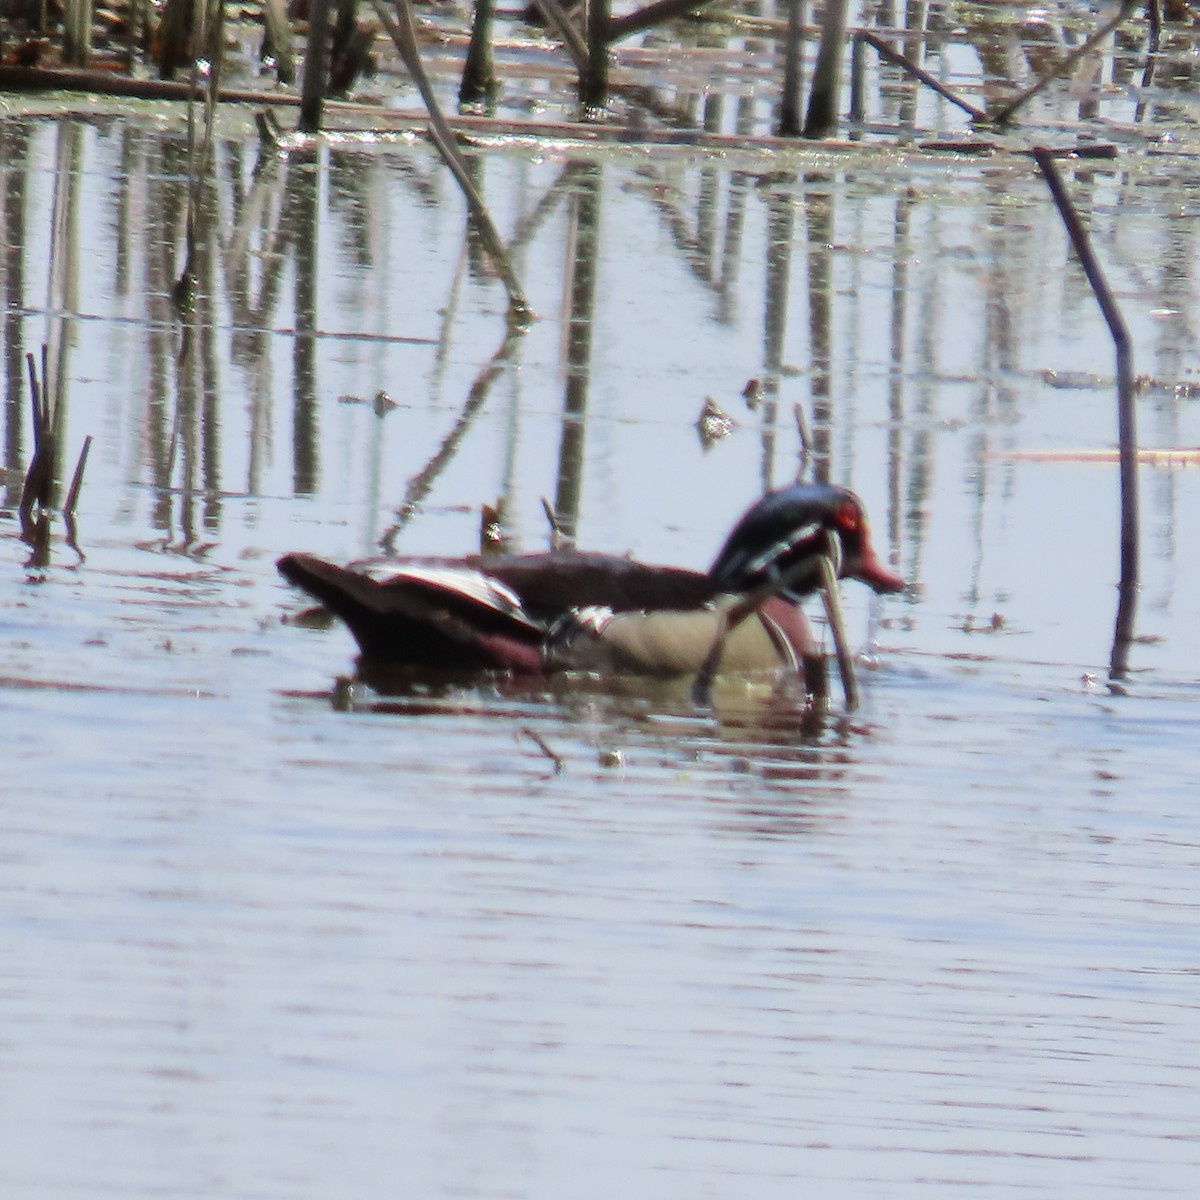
(1134, 375, 1200, 399)
(522, 726, 565, 773)
(992, 447, 1200, 467)
(696, 396, 736, 449)
(479, 500, 509, 554)
(1047, 369, 1200, 397)
(540, 497, 572, 551)
(1042, 368, 1107, 389)
(960, 612, 1006, 633)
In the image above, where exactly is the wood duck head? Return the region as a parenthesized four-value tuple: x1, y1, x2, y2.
(708, 483, 905, 599)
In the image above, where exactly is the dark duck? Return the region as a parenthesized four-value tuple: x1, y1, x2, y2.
(277, 482, 904, 682)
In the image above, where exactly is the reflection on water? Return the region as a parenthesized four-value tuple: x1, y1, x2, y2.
(3, 96, 1200, 1197)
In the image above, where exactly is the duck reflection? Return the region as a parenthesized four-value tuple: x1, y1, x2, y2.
(336, 663, 864, 809)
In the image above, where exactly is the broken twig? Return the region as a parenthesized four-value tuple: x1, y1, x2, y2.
(522, 726, 565, 772)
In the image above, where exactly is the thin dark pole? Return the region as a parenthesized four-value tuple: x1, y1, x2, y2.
(778, 0, 804, 136)
(582, 0, 609, 108)
(373, 0, 531, 322)
(803, 0, 848, 137)
(532, 0, 588, 73)
(299, 0, 332, 132)
(606, 0, 717, 42)
(851, 30, 985, 122)
(1033, 148, 1139, 684)
(1135, 0, 1161, 123)
(459, 0, 497, 107)
(987, 0, 1138, 127)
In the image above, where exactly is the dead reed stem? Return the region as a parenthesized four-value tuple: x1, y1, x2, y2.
(1033, 148, 1139, 685)
(582, 0, 609, 109)
(531, 0, 589, 74)
(521, 726, 565, 772)
(850, 30, 986, 123)
(987, 0, 1139, 127)
(261, 0, 296, 84)
(606, 0, 716, 42)
(299, 0, 332, 130)
(1135, 0, 1161, 123)
(63, 434, 92, 518)
(459, 0, 498, 106)
(778, 0, 804, 135)
(803, 0, 849, 136)
(62, 0, 92, 66)
(175, 0, 224, 305)
(18, 346, 91, 557)
(0, 64, 302, 104)
(372, 0, 532, 322)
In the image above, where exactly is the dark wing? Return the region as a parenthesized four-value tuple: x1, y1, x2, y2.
(477, 552, 716, 615)
(278, 554, 545, 670)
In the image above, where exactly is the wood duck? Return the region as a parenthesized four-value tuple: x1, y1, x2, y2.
(277, 483, 904, 681)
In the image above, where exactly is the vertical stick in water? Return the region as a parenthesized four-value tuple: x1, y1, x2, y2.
(803, 0, 848, 137)
(691, 549, 856, 711)
(1033, 148, 1138, 684)
(373, 0, 531, 321)
(532, 0, 589, 74)
(778, 0, 805, 136)
(299, 0, 333, 132)
(553, 167, 601, 543)
(581, 0, 609, 109)
(62, 0, 93, 66)
(459, 0, 497, 107)
(262, 0, 296, 84)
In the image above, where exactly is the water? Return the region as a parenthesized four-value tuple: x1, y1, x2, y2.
(4, 15, 1200, 1193)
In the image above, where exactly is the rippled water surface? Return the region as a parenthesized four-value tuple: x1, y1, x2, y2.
(4, 39, 1200, 1196)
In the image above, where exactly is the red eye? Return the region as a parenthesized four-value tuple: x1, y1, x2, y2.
(836, 500, 860, 532)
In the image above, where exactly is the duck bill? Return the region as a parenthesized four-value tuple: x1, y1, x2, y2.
(846, 542, 906, 594)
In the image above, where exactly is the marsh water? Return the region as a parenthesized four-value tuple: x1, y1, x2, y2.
(5, 9, 1200, 1194)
